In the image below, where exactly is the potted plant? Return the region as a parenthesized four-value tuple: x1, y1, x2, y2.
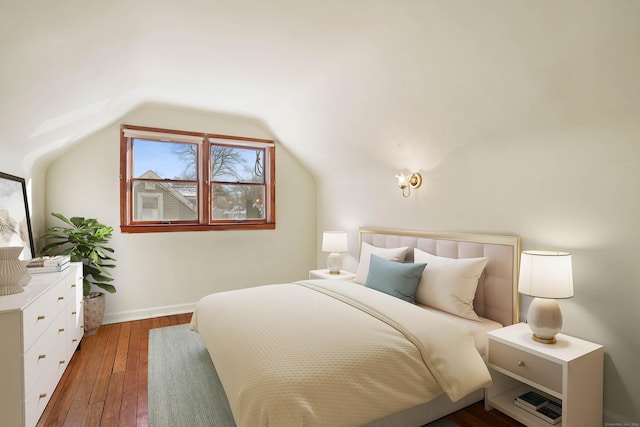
(40, 213, 116, 336)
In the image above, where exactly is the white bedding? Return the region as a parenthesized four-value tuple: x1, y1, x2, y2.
(191, 279, 492, 427)
(416, 305, 502, 356)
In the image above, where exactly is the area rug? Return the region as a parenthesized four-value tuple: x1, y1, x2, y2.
(148, 324, 459, 427)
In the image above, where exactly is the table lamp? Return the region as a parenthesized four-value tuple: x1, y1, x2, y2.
(518, 250, 574, 344)
(322, 231, 348, 274)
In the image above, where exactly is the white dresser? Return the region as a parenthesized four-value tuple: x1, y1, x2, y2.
(0, 263, 84, 427)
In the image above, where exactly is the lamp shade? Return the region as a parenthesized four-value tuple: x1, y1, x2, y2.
(518, 250, 574, 299)
(322, 231, 348, 253)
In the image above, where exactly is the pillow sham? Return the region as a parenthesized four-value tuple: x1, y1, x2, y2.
(354, 242, 408, 284)
(365, 255, 427, 304)
(413, 248, 488, 321)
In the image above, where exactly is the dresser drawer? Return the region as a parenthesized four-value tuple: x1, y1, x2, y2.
(22, 280, 67, 352)
(24, 360, 60, 427)
(65, 275, 80, 299)
(23, 310, 66, 396)
(66, 300, 84, 356)
(488, 340, 563, 394)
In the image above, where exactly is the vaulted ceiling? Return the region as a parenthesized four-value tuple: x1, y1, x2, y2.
(2, 0, 638, 176)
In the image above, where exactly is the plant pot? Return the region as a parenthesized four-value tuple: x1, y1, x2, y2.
(84, 291, 105, 337)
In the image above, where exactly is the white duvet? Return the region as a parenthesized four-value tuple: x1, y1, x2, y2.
(190, 279, 491, 427)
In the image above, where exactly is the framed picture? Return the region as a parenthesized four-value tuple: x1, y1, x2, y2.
(0, 172, 35, 260)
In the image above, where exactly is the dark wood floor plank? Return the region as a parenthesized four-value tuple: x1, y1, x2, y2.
(136, 318, 151, 424)
(89, 323, 122, 406)
(100, 371, 125, 426)
(39, 313, 523, 427)
(449, 401, 525, 427)
(82, 402, 104, 427)
(119, 321, 141, 426)
(113, 322, 131, 374)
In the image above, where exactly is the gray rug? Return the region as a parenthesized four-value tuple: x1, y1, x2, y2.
(148, 324, 235, 427)
(148, 324, 458, 427)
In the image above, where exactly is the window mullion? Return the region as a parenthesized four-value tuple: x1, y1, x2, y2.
(201, 138, 210, 225)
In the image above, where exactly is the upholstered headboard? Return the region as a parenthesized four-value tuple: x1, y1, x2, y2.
(359, 227, 521, 326)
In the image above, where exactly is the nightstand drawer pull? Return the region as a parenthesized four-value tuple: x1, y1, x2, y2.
(517, 361, 525, 367)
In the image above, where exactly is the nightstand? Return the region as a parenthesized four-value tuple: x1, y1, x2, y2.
(308, 269, 356, 281)
(485, 323, 603, 427)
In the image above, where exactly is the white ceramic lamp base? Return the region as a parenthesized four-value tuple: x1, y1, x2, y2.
(326, 252, 343, 275)
(527, 297, 563, 344)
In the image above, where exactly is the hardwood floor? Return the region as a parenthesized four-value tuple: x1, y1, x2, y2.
(38, 314, 524, 427)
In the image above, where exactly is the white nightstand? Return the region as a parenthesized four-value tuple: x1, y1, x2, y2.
(485, 323, 603, 427)
(308, 269, 356, 281)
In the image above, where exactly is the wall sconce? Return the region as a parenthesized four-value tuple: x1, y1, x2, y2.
(395, 172, 422, 198)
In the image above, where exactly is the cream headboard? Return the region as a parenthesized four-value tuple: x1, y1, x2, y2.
(359, 227, 522, 326)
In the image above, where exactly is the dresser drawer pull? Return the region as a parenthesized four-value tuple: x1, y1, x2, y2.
(71, 284, 76, 288)
(59, 360, 66, 365)
(37, 315, 46, 320)
(38, 354, 47, 360)
(59, 328, 65, 332)
(72, 311, 77, 315)
(517, 361, 525, 367)
(58, 296, 65, 301)
(39, 393, 47, 399)
(72, 339, 78, 343)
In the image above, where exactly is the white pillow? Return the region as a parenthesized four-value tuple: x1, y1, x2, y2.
(354, 242, 408, 284)
(413, 248, 488, 321)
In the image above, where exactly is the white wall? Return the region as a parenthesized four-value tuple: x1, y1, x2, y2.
(43, 103, 317, 321)
(318, 115, 640, 423)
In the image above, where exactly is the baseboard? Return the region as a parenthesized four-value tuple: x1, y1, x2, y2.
(603, 408, 638, 426)
(102, 303, 196, 325)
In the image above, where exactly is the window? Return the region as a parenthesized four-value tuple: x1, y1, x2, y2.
(120, 125, 275, 232)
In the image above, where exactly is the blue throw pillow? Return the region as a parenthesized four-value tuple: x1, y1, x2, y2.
(365, 254, 427, 304)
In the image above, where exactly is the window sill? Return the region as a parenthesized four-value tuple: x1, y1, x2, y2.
(120, 223, 275, 233)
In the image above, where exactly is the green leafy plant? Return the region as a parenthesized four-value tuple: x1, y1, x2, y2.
(40, 213, 116, 296)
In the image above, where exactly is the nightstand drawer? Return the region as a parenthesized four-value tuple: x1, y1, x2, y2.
(489, 340, 563, 394)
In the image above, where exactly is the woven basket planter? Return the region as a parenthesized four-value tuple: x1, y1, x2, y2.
(84, 291, 106, 337)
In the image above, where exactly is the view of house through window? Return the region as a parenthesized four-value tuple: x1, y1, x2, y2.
(132, 139, 198, 222)
(120, 125, 275, 232)
(210, 143, 266, 220)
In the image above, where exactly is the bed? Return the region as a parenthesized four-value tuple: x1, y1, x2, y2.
(191, 227, 521, 426)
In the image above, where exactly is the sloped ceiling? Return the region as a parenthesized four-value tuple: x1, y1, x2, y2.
(1, 0, 638, 175)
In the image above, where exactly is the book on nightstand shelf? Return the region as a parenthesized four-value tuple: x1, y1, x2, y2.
(513, 392, 562, 425)
(515, 390, 549, 410)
